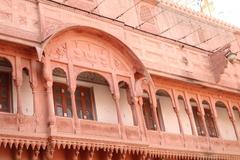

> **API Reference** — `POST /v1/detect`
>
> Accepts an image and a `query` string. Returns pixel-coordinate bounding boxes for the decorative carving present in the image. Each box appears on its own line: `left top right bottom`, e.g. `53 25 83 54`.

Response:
44 17 62 38
32 149 40 160
0 11 12 23
107 150 113 160
52 42 68 60
72 40 109 68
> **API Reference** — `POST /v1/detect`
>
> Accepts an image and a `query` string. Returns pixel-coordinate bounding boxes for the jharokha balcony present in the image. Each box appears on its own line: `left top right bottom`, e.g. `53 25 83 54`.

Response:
0 0 240 159
0 27 239 160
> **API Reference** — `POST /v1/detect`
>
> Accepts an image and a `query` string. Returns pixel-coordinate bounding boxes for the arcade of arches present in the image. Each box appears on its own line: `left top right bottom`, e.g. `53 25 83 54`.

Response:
0 27 240 160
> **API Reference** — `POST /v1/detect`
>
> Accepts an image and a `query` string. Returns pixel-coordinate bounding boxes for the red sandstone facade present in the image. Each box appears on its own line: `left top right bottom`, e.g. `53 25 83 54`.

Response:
1 0 240 160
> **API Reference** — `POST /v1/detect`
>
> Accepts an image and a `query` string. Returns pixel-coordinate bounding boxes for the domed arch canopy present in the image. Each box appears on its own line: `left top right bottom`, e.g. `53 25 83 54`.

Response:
42 26 149 78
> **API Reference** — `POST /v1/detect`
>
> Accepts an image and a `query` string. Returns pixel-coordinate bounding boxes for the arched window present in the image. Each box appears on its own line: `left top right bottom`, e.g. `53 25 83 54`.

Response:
190 98 206 136
202 100 218 137
178 96 192 135
156 90 180 133
142 90 155 130
76 72 116 123
52 68 72 117
0 58 12 113
118 81 135 126
215 101 236 140
21 68 34 116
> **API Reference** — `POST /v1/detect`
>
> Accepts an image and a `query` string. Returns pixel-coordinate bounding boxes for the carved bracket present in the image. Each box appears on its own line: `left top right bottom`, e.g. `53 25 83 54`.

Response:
210 44 231 83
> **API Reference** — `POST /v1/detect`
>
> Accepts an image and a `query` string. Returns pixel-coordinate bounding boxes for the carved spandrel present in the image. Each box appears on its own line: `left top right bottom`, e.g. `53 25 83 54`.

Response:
113 56 129 73
44 17 62 38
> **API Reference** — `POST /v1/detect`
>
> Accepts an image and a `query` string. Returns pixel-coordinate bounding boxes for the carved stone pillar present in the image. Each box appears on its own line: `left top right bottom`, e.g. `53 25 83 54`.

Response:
152 104 160 131
67 63 79 133
31 60 39 132
148 85 160 131
15 77 23 131
227 102 240 140
209 98 222 138
112 74 126 139
197 96 209 137
126 91 138 126
42 57 56 131
173 107 184 134
113 93 127 139
138 97 148 141
184 92 197 136
69 86 79 133
171 90 184 134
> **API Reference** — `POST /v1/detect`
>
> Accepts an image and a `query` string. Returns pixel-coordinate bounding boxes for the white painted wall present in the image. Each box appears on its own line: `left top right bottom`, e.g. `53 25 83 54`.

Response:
178 98 192 135
12 72 34 115
21 71 34 115
157 95 180 134
216 106 237 140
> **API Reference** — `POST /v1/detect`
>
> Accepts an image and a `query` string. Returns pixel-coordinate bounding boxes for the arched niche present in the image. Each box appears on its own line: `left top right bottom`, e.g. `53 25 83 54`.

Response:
52 68 72 118
0 57 13 113
177 95 192 135
142 90 155 130
155 89 180 133
202 100 218 137
118 81 135 126
215 101 236 140
21 68 34 116
190 98 206 136
76 71 117 124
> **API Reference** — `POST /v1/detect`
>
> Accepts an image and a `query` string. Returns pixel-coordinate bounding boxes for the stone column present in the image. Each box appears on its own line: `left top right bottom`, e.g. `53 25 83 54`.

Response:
31 60 39 132
112 74 126 139
15 57 23 131
138 96 148 141
197 95 209 137
184 92 197 136
171 90 184 134
69 86 79 132
42 57 56 132
68 64 79 133
209 98 222 138
227 101 240 140
152 103 161 131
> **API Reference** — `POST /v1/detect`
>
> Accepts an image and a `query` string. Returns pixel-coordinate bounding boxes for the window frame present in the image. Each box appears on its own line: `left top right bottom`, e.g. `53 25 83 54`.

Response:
53 82 72 118
75 85 97 120
0 71 12 113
